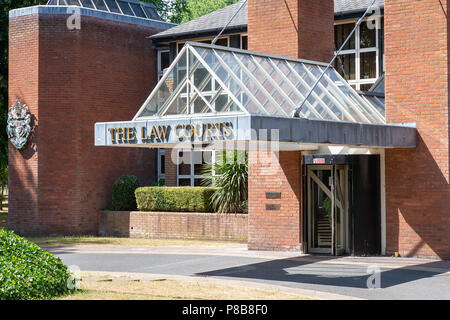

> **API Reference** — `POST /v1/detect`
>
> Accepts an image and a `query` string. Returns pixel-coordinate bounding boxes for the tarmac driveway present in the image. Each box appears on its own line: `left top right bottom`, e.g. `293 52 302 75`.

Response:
48 246 450 300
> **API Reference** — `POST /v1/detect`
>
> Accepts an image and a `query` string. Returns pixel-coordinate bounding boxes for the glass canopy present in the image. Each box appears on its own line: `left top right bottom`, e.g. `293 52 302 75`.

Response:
46 0 161 20
134 42 385 124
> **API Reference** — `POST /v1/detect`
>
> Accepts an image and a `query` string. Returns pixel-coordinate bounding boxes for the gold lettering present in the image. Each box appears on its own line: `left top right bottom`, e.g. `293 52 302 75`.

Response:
205 123 215 138
174 124 183 139
127 127 136 142
156 125 169 140
108 128 117 142
141 126 149 141
149 126 158 140
215 122 223 137
184 124 194 138
223 122 233 138
194 123 204 139
117 128 125 142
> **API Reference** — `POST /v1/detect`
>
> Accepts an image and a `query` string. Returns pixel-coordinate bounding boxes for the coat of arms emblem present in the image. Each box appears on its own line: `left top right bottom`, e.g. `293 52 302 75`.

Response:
7 99 31 149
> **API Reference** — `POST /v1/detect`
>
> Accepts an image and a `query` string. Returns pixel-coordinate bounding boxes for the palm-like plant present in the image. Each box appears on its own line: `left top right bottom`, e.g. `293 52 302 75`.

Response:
202 151 248 213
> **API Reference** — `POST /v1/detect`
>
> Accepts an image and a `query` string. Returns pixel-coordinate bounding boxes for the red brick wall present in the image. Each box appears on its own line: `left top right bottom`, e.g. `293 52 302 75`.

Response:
99 211 248 242
248 0 334 62
384 0 450 259
248 151 302 251
164 148 177 186
247 0 333 251
8 13 164 235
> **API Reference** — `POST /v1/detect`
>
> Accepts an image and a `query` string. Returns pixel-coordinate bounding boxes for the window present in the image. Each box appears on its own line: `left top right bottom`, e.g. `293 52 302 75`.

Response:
177 150 215 186
157 50 170 80
157 149 165 182
335 18 383 90
240 34 248 50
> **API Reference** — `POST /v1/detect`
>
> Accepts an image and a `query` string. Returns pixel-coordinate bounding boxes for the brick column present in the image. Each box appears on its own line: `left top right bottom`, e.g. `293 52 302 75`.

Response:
248 0 334 62
164 148 178 186
8 12 165 235
384 0 450 259
248 151 302 251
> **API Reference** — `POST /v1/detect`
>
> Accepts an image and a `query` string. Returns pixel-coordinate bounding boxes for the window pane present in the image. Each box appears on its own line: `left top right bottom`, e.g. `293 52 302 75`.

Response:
194 179 204 186
241 36 248 50
160 154 165 174
104 0 120 13
360 22 376 48
336 54 356 80
360 83 374 91
48 0 57 4
178 179 191 186
117 1 134 15
194 151 211 175
160 51 170 71
92 0 108 11
335 23 355 50
178 151 191 175
360 52 377 79
67 0 81 5
130 3 146 18
80 0 95 8
215 38 228 47
143 6 160 20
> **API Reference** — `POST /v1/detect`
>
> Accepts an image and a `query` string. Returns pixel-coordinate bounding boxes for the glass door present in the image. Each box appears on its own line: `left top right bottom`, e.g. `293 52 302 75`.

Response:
307 165 348 255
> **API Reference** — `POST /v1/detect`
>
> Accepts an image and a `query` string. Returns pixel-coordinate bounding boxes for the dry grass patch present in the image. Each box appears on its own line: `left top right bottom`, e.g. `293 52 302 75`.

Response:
27 236 244 248
60 278 311 300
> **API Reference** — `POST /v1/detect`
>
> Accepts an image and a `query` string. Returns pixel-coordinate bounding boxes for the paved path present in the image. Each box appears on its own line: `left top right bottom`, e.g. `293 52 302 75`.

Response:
47 245 450 300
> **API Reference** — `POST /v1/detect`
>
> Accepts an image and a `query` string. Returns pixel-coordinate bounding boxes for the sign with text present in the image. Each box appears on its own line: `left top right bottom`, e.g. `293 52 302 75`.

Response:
95 116 247 146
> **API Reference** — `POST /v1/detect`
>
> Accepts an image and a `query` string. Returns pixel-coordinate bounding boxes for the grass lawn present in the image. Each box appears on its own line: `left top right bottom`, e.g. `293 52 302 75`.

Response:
59 273 311 300
27 236 244 247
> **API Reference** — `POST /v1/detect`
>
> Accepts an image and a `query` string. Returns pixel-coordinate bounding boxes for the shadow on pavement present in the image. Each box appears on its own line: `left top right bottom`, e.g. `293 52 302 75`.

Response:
197 255 449 289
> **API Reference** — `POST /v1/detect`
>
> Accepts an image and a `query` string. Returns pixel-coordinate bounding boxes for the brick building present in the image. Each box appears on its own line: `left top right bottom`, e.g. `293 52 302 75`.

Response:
8 0 449 259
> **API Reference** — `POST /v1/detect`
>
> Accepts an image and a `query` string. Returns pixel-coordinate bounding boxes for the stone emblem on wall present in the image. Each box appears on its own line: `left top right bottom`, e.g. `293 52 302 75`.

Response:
7 99 31 150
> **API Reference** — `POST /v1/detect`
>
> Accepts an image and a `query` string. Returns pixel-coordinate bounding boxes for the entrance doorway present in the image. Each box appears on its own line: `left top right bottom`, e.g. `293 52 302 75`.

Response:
307 165 348 255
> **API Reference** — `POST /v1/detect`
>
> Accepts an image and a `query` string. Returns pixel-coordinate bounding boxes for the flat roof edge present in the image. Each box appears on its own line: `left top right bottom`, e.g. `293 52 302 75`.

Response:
94 115 416 149
9 5 176 30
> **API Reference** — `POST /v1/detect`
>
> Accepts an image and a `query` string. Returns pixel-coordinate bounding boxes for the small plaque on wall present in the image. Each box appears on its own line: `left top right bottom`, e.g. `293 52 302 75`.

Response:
265 192 281 199
266 204 281 211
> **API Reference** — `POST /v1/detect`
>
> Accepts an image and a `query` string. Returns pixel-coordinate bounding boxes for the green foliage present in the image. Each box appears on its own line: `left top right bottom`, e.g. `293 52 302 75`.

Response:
135 186 217 212
150 178 165 186
112 175 140 211
173 0 240 24
0 229 74 300
202 151 248 213
323 196 332 222
0 166 7 184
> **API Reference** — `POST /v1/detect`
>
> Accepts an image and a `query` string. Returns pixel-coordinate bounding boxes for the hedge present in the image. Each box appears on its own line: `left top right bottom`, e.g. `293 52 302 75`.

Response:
0 229 75 300
112 175 139 211
135 186 218 212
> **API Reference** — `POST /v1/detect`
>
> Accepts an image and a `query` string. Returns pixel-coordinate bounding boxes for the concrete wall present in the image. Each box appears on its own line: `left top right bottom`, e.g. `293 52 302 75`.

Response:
99 211 248 242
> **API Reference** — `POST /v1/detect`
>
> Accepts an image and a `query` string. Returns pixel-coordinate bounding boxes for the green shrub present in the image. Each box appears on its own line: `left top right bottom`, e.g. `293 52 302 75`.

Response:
112 175 139 211
0 229 75 300
202 151 248 213
135 186 218 212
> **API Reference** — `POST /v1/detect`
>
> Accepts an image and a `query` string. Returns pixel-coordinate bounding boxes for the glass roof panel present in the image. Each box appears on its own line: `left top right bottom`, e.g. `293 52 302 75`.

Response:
46 0 162 20
134 42 385 124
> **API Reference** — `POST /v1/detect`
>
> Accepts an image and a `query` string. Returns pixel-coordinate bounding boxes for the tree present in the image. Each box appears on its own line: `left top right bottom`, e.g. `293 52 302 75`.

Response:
170 0 240 24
